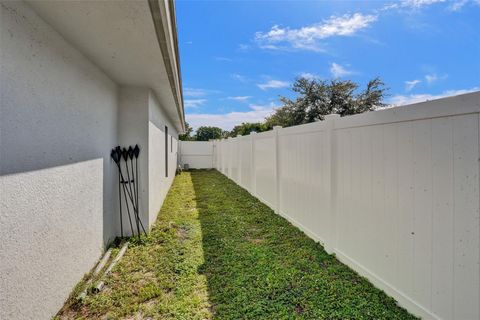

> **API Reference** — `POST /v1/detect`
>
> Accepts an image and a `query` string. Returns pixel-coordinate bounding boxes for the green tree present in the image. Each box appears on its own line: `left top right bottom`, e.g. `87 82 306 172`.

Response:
265 77 387 128
195 126 223 141
264 103 296 129
229 122 268 137
179 122 194 141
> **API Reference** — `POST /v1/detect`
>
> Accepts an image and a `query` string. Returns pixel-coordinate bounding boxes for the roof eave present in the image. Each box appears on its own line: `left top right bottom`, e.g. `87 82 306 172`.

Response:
148 0 185 133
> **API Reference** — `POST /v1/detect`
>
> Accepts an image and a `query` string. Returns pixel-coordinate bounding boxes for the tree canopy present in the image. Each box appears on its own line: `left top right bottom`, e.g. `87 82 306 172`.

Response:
195 126 223 141
265 77 387 128
180 77 388 140
228 122 268 137
179 122 194 141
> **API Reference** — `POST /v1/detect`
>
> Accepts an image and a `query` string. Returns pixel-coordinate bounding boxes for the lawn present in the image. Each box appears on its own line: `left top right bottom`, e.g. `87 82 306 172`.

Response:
57 170 417 319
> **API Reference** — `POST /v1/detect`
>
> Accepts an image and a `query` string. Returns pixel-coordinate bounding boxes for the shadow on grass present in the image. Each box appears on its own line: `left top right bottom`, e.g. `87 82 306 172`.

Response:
191 170 417 320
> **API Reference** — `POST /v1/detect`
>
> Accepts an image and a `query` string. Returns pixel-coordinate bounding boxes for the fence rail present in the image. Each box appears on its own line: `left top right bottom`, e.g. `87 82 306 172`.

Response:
211 92 480 320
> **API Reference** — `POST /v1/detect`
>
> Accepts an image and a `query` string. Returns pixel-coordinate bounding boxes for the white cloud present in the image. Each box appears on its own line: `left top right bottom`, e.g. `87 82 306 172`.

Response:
400 0 445 8
214 56 232 62
383 0 480 13
184 88 207 97
231 73 249 83
425 73 447 84
184 99 207 108
238 44 250 51
227 96 251 101
405 79 421 91
186 103 278 131
382 0 448 11
255 13 377 52
183 87 219 97
330 63 353 78
425 74 438 83
298 72 321 80
257 79 290 90
388 87 479 106
448 0 468 11
249 103 276 111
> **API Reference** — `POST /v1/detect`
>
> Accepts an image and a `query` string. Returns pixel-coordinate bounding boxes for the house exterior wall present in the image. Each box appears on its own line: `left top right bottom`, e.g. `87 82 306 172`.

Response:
117 86 150 235
116 88 179 232
0 2 183 319
148 91 179 227
0 2 118 319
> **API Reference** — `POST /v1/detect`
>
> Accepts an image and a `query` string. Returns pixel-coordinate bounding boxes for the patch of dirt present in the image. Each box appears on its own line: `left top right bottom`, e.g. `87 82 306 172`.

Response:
247 237 264 244
208 303 217 316
142 298 157 310
123 312 151 320
295 304 304 314
177 226 189 240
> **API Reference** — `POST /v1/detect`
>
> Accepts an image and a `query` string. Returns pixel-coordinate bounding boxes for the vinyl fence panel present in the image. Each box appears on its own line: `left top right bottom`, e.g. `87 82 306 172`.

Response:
253 131 277 209
208 92 480 320
239 135 253 192
179 141 213 169
277 121 332 245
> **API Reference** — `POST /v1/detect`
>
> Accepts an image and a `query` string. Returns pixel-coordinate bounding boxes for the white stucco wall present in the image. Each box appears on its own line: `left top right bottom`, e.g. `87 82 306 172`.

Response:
117 88 179 232
1 2 184 319
117 86 149 235
148 91 178 226
0 2 118 319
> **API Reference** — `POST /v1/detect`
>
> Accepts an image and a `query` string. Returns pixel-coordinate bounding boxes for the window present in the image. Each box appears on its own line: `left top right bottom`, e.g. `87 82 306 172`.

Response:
165 125 168 177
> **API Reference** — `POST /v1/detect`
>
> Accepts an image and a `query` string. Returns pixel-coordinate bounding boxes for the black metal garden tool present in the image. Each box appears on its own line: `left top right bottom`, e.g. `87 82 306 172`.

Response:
111 145 146 239
113 147 135 237
128 146 134 160
114 147 135 206
133 144 140 159
123 147 139 237
111 149 123 238
127 145 146 233
126 146 141 238
132 145 145 234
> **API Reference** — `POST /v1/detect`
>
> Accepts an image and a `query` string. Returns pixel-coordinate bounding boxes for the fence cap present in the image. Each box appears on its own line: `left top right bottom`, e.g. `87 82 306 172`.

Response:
273 125 282 130
325 113 340 120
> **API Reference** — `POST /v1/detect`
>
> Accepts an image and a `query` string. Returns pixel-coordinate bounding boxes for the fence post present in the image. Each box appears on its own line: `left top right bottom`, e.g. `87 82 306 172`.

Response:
237 135 242 185
251 132 257 195
215 139 219 170
222 139 226 174
324 114 339 254
273 126 282 215
219 140 222 172
227 137 232 178
211 140 216 169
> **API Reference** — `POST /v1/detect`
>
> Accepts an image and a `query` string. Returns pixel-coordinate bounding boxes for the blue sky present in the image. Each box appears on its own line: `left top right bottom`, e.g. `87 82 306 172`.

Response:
176 0 480 130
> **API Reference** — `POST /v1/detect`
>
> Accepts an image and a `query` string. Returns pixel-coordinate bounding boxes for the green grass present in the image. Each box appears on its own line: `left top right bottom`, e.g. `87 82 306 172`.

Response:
57 170 417 319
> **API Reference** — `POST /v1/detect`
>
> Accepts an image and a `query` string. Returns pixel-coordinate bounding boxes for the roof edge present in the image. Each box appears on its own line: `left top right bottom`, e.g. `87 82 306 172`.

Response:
148 0 185 132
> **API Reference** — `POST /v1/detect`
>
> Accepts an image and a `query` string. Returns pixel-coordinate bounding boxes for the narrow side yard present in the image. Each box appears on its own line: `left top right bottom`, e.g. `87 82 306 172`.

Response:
57 170 416 319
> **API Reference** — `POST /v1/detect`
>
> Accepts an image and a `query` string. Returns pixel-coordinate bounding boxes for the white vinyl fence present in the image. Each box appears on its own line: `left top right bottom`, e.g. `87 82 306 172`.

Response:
212 92 480 320
179 141 214 169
